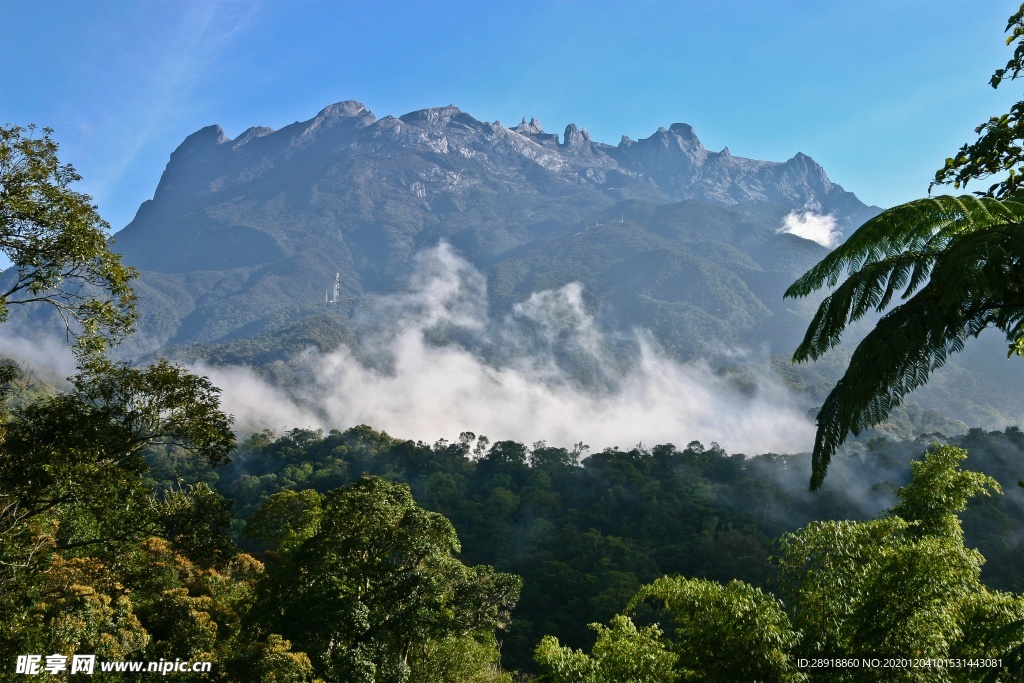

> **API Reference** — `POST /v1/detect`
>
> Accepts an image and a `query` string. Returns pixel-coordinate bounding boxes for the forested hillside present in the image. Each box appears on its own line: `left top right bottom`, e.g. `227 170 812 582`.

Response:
147 421 1024 674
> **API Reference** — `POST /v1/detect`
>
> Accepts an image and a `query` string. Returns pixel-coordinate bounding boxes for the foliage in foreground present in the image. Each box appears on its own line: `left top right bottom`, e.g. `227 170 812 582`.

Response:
786 196 1024 488
787 4 1024 489
535 445 1024 682
0 124 136 358
248 477 520 683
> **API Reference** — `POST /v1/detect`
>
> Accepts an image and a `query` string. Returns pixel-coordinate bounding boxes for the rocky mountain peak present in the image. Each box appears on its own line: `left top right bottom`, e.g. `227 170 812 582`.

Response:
668 122 698 140
233 126 274 150
178 124 230 150
316 100 372 119
153 125 231 200
561 123 590 148
635 123 707 157
291 101 376 149
512 117 544 134
398 105 467 127
617 122 708 180
782 152 832 189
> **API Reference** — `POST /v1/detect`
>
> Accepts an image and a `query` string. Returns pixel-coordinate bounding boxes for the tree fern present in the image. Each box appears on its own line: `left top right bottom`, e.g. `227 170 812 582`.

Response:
785 195 1024 489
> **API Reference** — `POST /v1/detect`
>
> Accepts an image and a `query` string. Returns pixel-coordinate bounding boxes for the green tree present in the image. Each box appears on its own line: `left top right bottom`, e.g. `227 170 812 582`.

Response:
932 5 1024 199
227 633 323 683
0 124 136 357
627 577 804 683
254 476 521 683
778 445 1024 681
0 361 237 671
0 359 234 566
785 7 1024 488
243 488 325 553
534 614 678 683
0 124 261 679
533 577 802 683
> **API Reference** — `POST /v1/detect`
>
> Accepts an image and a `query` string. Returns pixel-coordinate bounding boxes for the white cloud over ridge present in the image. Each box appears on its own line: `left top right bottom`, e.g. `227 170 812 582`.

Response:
778 211 842 248
198 244 815 455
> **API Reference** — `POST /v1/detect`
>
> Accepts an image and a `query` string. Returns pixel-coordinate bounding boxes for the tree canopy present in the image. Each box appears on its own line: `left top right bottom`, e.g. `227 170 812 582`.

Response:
251 476 521 683
534 445 1024 682
0 124 136 357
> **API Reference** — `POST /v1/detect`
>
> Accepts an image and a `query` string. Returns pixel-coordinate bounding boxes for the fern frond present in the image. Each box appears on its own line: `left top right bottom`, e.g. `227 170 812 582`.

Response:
807 219 1023 489
793 251 938 361
786 196 1024 299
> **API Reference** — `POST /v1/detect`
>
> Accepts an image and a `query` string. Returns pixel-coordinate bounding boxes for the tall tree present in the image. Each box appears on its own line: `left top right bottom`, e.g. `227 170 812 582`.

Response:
0 360 239 671
253 476 521 683
0 127 262 678
0 124 136 357
786 6 1024 488
534 614 679 683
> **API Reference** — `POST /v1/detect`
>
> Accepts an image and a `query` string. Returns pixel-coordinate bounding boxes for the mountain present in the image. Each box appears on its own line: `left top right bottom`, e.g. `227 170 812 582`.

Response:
5 100 1018 433
109 101 878 354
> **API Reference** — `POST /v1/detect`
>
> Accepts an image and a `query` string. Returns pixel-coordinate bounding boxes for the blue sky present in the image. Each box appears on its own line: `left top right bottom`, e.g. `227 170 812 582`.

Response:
1 0 1019 233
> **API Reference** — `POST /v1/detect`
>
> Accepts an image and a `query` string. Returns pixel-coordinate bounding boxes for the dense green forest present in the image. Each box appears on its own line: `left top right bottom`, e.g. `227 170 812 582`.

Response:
178 422 1024 675
5 347 1023 681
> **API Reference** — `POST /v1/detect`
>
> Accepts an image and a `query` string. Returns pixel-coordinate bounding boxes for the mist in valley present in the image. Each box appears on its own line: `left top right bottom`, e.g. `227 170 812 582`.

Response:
189 243 818 455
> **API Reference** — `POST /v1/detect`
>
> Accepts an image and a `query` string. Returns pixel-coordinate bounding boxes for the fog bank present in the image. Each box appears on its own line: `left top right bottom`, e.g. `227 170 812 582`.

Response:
197 244 816 454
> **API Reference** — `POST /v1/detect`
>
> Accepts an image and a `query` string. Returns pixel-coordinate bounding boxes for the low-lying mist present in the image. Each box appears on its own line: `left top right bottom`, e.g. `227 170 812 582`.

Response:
195 244 817 454
0 329 77 383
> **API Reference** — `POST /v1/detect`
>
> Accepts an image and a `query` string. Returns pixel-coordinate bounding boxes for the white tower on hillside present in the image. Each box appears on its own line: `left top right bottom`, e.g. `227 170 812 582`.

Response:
326 272 340 303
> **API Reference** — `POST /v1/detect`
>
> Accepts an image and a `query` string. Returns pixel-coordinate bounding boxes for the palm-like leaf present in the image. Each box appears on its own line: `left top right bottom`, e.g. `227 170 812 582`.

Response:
785 196 1024 489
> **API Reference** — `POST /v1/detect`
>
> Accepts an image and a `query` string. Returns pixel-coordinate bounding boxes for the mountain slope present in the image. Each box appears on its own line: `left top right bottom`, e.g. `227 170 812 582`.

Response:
107 101 877 354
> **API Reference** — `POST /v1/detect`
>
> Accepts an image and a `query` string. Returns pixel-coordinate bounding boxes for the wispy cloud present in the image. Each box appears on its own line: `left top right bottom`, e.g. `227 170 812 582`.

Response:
0 327 77 381
86 2 260 227
196 244 816 454
0 243 817 455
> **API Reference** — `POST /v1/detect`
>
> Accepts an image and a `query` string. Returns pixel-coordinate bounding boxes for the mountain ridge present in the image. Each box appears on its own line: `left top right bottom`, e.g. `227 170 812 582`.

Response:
101 100 884 357
5 100 1018 433
119 100 875 261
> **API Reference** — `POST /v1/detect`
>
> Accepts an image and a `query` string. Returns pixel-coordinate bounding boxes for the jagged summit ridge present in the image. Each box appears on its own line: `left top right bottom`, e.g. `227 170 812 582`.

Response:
153 100 860 221
102 98 888 365
512 117 544 134
121 100 878 286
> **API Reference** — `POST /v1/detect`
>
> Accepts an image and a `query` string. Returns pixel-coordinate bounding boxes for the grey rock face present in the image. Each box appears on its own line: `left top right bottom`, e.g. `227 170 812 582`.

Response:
110 101 880 352
512 117 544 134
